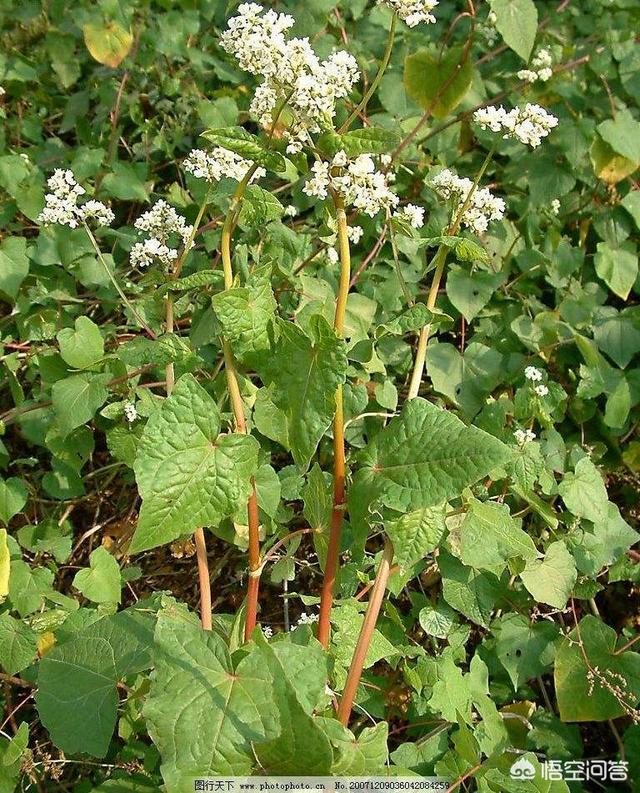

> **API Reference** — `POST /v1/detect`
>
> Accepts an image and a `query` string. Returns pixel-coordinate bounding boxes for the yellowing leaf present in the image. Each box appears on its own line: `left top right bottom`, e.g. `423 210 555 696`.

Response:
83 21 133 68
37 631 56 657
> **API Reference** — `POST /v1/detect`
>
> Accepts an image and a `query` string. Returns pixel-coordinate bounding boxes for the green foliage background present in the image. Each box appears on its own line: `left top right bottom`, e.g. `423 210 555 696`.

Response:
1 0 640 789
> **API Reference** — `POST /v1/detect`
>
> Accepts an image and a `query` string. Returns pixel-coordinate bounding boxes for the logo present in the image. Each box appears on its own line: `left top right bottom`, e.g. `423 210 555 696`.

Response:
510 757 536 780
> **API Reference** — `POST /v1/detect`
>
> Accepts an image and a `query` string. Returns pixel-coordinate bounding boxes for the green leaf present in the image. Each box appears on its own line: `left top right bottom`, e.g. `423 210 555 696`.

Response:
201 127 286 173
8 560 54 617
0 477 28 525
570 503 638 576
597 110 640 163
102 162 148 202
162 269 223 292
489 0 538 61
52 373 109 435
454 238 490 264
446 266 503 322
302 464 332 571
144 605 279 784
593 310 640 369
426 342 504 417
418 600 456 639
438 552 501 628
73 547 122 604
0 237 29 302
252 640 333 775
238 185 284 225
331 601 401 670
256 317 347 468
384 504 447 570
622 191 640 230
493 613 559 691
0 613 38 675
339 128 401 156
212 265 276 365
17 518 73 563
555 615 640 721
404 46 474 120
375 303 450 337
130 374 259 553
118 333 194 367
458 499 538 573
57 316 104 369
352 398 512 514
594 241 638 300
520 540 577 609
321 720 389 774
558 457 609 524
36 607 155 755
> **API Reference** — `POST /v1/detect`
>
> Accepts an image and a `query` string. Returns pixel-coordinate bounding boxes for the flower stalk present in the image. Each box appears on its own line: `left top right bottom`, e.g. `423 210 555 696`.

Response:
219 166 262 641
317 195 351 649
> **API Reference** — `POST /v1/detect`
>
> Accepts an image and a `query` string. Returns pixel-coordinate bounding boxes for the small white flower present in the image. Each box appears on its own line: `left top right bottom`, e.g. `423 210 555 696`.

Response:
124 402 138 423
514 428 536 445
184 147 263 184
131 200 193 270
473 103 558 148
378 0 439 27
430 169 504 235
551 199 561 215
302 160 331 199
524 365 543 382
347 225 364 244
262 626 273 638
517 69 539 84
394 203 425 229
221 5 359 151
130 238 179 269
38 169 113 229
327 247 339 264
534 384 549 397
80 199 115 227
284 204 298 217
0 86 5 96
296 612 319 626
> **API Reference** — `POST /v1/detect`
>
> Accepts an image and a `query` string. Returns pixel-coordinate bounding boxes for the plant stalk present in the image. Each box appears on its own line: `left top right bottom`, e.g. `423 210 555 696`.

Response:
318 196 351 649
220 167 262 641
407 143 498 399
340 13 397 132
83 223 156 339
164 195 213 630
337 540 394 725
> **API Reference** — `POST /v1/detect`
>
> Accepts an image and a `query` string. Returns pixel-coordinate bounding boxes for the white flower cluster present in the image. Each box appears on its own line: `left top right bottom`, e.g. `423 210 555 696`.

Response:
130 200 192 269
517 49 553 84
377 0 439 27
347 225 364 244
394 203 425 229
430 169 505 235
183 147 264 184
525 366 550 397
303 151 399 217
296 612 319 627
551 198 561 216
514 428 536 445
262 625 273 638
220 4 359 153
124 402 138 423
38 169 114 229
473 104 559 148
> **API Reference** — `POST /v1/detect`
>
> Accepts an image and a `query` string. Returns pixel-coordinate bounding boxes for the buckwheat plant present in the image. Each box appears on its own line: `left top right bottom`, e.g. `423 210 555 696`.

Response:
3 0 639 788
